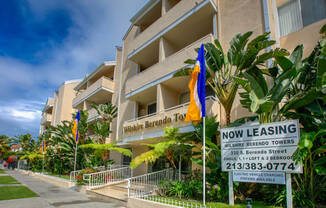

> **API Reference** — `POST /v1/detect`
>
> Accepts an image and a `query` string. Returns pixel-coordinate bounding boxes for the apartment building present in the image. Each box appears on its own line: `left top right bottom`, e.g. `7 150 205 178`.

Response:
39 80 81 134
73 47 122 142
40 98 54 134
110 0 326 175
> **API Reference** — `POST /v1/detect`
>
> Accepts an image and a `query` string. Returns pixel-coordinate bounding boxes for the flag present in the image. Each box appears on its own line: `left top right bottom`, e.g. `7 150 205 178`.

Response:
40 140 46 153
185 44 206 122
72 111 80 144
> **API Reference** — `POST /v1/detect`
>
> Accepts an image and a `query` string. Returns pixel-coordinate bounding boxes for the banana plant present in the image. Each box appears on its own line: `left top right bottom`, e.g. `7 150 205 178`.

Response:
234 45 303 123
176 32 288 126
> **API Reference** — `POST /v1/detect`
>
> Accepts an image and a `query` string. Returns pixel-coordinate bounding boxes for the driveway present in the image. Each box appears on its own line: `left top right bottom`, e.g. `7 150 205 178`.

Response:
0 170 124 208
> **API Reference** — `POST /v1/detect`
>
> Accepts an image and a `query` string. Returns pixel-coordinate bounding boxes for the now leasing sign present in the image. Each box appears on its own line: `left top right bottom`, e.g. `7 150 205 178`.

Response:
220 120 302 173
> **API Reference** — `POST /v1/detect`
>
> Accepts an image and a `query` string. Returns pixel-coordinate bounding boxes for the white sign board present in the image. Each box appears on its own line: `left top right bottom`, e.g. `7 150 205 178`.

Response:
233 171 285 184
221 120 302 173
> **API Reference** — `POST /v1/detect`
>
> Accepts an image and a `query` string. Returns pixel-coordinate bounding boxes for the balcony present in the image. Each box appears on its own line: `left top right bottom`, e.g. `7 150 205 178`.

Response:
41 113 52 125
72 76 115 108
122 96 220 140
125 33 214 96
127 0 213 57
43 98 54 113
87 108 100 122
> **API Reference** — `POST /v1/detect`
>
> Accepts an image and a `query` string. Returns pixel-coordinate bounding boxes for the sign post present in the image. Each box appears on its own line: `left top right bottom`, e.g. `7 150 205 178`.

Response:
228 171 234 205
286 173 293 208
220 120 302 207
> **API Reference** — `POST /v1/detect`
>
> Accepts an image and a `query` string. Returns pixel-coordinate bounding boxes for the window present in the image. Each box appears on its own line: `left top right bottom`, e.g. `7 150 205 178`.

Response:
122 148 132 166
147 102 157 115
278 0 326 37
179 91 190 104
179 86 215 105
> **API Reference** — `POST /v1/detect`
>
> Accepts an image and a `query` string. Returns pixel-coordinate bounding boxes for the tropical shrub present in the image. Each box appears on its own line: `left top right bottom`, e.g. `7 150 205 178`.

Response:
76 168 99 185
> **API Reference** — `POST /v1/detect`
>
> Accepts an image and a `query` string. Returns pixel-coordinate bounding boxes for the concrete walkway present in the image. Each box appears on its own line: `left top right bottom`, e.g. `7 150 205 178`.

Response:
0 170 125 208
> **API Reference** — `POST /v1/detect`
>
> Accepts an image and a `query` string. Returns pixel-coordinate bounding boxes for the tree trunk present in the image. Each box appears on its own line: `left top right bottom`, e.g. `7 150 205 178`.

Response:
225 107 231 126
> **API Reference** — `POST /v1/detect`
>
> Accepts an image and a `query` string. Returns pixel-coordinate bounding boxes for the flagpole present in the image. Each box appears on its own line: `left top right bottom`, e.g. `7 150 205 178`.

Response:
203 116 206 207
42 139 45 174
42 152 44 174
74 142 78 172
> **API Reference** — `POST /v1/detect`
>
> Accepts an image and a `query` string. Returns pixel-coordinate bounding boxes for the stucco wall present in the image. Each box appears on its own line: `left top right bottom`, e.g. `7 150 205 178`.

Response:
280 19 326 57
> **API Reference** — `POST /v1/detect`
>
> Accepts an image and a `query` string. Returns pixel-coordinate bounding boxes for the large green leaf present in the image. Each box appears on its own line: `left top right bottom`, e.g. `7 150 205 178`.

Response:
317 54 326 89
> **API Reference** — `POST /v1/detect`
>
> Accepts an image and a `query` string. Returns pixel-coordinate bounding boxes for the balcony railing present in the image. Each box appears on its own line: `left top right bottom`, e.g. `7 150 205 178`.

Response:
72 76 114 107
123 96 219 138
87 108 100 122
127 0 208 56
125 34 214 96
41 113 52 124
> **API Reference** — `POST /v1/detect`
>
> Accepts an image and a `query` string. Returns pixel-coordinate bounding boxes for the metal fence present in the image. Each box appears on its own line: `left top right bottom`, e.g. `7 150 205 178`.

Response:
17 160 29 170
140 195 214 208
85 166 132 189
69 164 128 183
127 168 175 198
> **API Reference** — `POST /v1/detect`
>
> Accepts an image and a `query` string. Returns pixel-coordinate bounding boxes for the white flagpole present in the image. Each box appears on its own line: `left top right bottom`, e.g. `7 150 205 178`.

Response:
42 139 45 174
203 116 206 207
74 142 78 172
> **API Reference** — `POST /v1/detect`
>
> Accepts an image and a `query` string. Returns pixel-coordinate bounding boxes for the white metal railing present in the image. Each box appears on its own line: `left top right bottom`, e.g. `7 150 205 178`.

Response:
17 160 29 171
140 195 215 208
69 164 127 183
85 166 132 189
127 168 175 198
124 96 218 124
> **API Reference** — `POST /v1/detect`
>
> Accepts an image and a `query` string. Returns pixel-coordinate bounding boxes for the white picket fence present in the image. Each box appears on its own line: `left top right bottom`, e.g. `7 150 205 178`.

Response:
127 168 175 198
84 166 132 189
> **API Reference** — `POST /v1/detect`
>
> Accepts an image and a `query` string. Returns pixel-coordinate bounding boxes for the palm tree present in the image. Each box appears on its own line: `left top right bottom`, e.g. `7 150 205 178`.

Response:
80 102 130 168
177 32 288 126
0 135 11 159
130 127 193 174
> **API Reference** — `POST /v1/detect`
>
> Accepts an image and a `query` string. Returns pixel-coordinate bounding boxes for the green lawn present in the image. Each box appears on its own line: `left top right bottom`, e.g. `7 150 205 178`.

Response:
148 196 281 208
0 176 20 184
0 186 38 200
0 169 5 174
48 173 70 180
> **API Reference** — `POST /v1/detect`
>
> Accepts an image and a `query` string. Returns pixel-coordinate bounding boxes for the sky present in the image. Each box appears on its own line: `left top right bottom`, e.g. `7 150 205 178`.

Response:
0 0 147 138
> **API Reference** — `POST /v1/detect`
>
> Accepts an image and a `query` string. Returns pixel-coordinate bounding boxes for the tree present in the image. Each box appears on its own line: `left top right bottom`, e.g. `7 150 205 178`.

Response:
0 135 11 159
176 32 288 126
79 102 127 168
130 127 193 173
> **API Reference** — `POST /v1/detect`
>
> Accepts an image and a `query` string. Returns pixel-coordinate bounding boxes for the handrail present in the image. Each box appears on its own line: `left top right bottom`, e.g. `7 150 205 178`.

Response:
127 168 175 198
86 166 132 189
124 96 218 124
69 164 127 183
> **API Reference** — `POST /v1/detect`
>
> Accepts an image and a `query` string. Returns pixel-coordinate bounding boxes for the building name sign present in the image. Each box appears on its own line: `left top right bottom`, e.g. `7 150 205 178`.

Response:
124 113 187 133
220 120 302 173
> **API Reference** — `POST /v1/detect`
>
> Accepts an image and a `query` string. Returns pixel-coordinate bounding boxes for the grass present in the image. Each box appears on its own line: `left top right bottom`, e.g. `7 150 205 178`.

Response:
0 186 38 200
0 169 5 174
0 176 20 184
48 173 70 180
148 196 281 208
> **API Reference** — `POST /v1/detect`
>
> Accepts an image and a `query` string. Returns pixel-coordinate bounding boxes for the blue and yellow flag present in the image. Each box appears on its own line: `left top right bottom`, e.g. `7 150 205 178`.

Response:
185 44 206 122
72 111 80 144
40 140 46 153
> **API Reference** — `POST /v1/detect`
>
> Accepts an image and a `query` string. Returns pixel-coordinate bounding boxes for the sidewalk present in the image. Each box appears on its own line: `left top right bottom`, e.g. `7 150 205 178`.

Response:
0 170 124 208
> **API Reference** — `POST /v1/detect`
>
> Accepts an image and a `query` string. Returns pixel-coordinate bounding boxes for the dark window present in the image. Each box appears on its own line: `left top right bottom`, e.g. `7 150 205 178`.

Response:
147 103 157 115
122 148 132 166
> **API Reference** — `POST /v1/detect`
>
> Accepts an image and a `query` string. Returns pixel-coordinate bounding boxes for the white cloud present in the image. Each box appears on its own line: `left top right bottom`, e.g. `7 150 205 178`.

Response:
11 109 41 121
0 0 148 136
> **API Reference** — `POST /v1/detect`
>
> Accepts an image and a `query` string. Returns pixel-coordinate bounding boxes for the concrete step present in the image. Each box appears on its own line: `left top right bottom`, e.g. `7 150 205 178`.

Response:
87 186 128 207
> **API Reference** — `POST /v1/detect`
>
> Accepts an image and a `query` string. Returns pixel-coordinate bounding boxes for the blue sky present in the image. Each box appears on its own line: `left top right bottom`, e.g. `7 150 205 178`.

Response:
0 0 147 138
